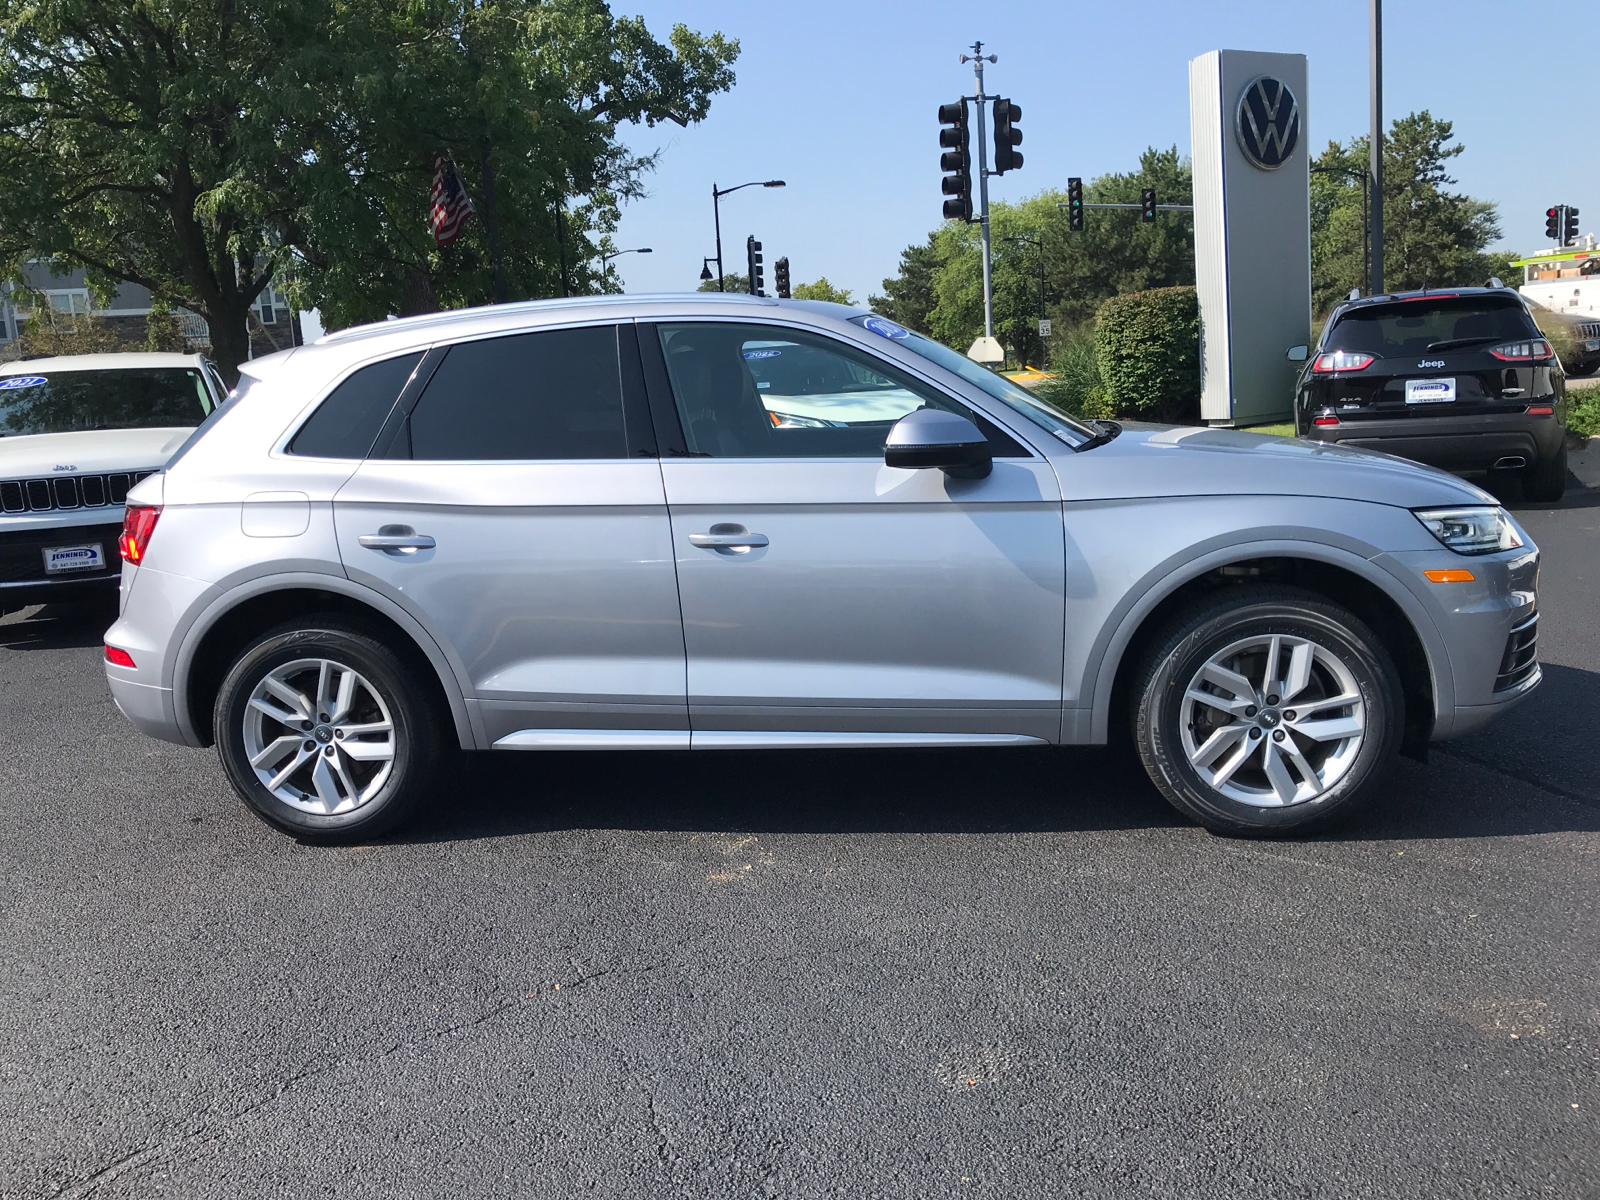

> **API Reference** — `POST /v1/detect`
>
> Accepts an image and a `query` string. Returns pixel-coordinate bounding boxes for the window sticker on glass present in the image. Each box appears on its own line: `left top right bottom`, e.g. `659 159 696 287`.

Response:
861 316 909 339
0 376 48 389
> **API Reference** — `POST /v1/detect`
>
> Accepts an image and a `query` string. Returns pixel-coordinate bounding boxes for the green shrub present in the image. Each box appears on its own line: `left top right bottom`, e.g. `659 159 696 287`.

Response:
1093 285 1200 423
1569 386 1600 440
1037 326 1112 418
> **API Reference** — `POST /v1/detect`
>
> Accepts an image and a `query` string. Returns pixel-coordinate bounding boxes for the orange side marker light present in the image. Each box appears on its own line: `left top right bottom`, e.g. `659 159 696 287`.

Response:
1424 569 1475 583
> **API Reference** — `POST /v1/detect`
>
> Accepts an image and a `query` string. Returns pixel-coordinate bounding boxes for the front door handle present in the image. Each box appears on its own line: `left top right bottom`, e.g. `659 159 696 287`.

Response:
689 523 769 553
358 530 436 552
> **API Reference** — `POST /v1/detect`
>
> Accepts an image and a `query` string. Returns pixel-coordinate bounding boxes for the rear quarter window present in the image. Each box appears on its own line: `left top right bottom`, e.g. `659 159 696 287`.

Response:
288 352 424 458
1325 297 1538 356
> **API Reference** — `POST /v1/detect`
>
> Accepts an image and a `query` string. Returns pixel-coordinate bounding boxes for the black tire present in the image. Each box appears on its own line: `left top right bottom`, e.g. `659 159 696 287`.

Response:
214 617 445 841
1132 587 1404 836
1521 442 1568 503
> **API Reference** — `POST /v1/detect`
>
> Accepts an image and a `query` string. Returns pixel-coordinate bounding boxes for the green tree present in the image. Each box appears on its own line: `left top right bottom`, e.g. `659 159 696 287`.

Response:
697 271 749 293
1311 112 1510 313
867 235 944 333
298 0 738 331
790 278 853 305
0 0 738 379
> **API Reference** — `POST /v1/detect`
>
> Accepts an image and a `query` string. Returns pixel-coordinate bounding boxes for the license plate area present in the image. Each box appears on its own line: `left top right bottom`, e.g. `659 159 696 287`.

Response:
42 543 106 574
1405 377 1456 404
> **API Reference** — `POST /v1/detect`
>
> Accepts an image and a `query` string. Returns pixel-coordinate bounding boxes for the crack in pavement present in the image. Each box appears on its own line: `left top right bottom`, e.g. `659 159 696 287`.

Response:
45 948 675 1197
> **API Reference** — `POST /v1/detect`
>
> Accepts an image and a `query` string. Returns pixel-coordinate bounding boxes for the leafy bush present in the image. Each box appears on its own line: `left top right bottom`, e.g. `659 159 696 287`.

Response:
1037 325 1113 419
1569 386 1600 440
1093 285 1200 423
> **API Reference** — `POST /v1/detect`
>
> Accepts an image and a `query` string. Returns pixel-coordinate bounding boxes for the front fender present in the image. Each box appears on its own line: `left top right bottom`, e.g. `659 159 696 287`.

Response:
1063 508 1453 744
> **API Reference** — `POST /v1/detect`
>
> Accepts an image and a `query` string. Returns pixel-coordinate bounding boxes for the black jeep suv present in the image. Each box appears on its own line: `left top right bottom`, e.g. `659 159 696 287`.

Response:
1293 287 1569 501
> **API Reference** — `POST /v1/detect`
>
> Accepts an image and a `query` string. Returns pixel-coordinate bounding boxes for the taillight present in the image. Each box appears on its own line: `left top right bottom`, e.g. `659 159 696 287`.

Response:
1489 339 1552 361
1527 405 1554 416
105 646 136 668
119 503 162 564
1312 415 1341 426
1311 351 1375 373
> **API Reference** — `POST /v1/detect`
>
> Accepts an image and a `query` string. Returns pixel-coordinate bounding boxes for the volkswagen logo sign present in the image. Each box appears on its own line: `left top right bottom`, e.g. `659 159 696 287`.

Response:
1235 76 1300 170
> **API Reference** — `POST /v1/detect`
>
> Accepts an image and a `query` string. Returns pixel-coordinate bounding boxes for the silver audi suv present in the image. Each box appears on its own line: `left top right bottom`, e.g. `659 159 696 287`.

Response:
103 295 1541 839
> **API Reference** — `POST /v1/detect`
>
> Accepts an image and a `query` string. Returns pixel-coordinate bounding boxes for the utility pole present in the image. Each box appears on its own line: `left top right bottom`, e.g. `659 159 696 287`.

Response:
1369 0 1384 295
961 42 997 340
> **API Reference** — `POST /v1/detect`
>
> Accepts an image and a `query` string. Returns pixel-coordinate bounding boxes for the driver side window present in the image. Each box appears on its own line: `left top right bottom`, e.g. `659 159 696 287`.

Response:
654 323 1018 459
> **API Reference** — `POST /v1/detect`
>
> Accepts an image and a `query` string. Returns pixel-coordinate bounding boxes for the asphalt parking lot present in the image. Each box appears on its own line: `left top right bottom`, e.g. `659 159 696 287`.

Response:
3 480 1597 1199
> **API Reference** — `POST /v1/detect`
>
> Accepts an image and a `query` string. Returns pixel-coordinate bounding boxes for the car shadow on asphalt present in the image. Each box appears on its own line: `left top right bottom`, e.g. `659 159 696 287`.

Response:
400 726 1600 846
0 602 117 650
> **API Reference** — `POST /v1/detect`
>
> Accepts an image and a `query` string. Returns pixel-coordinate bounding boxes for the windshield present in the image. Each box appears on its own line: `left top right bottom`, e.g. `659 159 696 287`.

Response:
1324 296 1537 356
0 368 213 436
849 315 1094 446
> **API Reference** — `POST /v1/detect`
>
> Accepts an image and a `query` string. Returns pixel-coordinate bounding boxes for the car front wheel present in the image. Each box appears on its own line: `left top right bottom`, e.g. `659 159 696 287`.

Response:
1133 587 1403 835
214 618 444 841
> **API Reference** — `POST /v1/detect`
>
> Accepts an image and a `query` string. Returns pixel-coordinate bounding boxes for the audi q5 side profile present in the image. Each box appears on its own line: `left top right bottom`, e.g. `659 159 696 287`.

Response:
103 295 1541 839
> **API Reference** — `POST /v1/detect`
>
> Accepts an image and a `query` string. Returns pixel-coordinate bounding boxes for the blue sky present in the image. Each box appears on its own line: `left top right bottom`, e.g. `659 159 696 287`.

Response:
604 0 1597 304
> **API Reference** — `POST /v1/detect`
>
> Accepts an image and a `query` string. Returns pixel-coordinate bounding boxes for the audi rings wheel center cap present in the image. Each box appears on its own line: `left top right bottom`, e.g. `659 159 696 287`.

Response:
314 725 334 744
1258 710 1280 728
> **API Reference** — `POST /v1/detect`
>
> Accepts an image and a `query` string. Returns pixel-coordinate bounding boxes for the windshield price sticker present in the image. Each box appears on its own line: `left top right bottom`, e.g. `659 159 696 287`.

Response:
0 376 47 389
742 349 782 360
1405 377 1456 404
861 316 909 340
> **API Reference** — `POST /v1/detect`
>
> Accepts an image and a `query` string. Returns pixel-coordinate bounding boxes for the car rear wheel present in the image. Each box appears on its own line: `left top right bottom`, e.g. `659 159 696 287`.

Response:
1521 442 1567 503
214 618 444 841
1133 587 1403 836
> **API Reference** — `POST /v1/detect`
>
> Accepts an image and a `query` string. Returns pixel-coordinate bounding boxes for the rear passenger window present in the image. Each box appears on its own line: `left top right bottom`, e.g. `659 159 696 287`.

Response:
407 326 627 460
289 352 423 458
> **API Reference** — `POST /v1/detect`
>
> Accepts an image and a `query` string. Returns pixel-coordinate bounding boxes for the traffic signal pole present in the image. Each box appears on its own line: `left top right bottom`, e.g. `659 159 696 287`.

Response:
964 43 997 340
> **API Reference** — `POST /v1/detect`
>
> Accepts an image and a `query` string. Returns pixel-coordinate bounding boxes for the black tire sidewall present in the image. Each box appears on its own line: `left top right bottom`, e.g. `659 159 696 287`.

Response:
1522 442 1567 502
1137 593 1402 835
214 622 436 839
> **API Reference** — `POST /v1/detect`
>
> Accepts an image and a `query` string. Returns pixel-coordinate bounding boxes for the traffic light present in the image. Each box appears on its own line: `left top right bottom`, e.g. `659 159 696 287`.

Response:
939 101 972 222
1546 206 1562 241
1141 188 1157 223
1564 206 1580 244
774 256 791 300
746 235 764 296
992 98 1023 174
1067 177 1083 232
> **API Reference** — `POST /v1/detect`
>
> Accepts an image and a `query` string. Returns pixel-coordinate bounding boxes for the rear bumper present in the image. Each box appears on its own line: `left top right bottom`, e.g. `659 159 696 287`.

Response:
1303 411 1565 470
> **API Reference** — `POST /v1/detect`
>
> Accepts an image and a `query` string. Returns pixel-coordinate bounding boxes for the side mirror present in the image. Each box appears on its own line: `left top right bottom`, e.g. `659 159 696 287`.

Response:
885 409 992 480
1286 345 1310 362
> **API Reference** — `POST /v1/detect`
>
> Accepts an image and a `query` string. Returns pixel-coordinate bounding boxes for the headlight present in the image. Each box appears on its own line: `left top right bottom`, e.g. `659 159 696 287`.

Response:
1412 506 1524 555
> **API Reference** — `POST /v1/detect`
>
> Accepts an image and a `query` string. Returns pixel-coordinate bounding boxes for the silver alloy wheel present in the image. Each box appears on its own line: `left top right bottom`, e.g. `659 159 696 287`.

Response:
1178 633 1366 808
241 657 396 815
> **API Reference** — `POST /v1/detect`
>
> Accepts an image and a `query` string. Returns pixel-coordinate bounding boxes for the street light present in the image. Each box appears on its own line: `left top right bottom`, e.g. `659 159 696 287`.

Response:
1002 234 1048 352
711 180 785 291
600 246 652 267
699 258 715 283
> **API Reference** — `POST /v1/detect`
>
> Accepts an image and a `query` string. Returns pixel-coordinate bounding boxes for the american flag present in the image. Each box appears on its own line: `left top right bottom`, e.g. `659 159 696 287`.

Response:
429 152 474 247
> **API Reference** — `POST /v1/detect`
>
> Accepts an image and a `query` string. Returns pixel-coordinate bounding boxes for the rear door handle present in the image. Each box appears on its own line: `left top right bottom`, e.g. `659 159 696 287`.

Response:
689 532 769 548
358 533 436 551
689 524 769 553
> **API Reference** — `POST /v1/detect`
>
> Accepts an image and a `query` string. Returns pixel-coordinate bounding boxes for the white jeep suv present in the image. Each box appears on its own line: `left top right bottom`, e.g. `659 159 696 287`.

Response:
0 353 225 615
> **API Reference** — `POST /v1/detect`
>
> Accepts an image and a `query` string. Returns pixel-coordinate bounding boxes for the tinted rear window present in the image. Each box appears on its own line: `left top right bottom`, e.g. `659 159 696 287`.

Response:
0 368 212 435
289 352 422 458
1325 296 1536 357
406 326 627 461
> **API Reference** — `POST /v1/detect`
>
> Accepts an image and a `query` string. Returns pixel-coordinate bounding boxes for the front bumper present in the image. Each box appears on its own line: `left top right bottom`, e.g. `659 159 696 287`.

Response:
0 518 125 611
1303 411 1565 470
